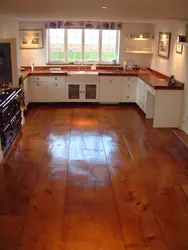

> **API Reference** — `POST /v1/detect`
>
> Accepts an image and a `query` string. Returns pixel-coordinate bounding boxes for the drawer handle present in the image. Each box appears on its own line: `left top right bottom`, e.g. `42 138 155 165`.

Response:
55 83 57 86
37 77 39 80
110 81 112 83
128 85 130 87
37 84 39 86
127 96 129 98
55 77 57 80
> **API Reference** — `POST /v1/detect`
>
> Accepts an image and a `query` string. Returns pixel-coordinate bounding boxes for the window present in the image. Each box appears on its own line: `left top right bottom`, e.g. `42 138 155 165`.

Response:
84 29 99 62
48 29 65 63
102 30 119 63
47 29 120 64
67 29 82 62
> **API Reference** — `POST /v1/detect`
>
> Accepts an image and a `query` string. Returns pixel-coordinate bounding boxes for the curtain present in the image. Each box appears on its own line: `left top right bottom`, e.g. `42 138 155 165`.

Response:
45 21 122 30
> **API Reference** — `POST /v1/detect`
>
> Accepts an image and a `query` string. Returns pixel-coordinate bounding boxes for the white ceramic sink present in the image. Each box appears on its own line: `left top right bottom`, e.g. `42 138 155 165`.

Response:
68 71 98 75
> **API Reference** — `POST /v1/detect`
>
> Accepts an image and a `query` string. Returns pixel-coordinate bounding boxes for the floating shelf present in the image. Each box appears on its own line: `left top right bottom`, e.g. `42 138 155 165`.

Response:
125 38 153 41
176 41 188 46
125 50 153 54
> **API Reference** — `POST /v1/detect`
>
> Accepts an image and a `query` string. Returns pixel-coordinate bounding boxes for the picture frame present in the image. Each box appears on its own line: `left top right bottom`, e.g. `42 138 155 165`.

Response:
176 43 183 54
158 32 171 59
19 29 44 49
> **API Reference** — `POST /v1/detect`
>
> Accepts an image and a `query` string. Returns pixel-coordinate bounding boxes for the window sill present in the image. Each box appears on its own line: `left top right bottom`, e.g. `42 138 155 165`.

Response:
46 63 121 66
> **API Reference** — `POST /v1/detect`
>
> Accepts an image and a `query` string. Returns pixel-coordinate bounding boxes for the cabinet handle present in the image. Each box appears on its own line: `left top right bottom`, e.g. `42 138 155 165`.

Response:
80 91 82 93
37 77 39 80
37 83 39 86
55 77 57 80
55 83 57 86
127 96 129 98
128 85 130 87
110 81 112 83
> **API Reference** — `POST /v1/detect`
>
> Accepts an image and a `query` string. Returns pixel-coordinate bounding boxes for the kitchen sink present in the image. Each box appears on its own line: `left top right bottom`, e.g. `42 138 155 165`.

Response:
68 71 98 75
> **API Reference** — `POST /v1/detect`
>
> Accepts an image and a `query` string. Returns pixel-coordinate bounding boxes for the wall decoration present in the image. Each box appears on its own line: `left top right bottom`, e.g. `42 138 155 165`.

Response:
19 29 44 49
45 21 122 30
176 43 183 54
158 32 171 59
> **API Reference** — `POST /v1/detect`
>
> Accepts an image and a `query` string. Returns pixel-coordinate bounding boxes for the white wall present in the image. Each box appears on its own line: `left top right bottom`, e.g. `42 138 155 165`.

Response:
19 21 154 67
151 21 188 134
19 21 46 66
151 22 186 82
120 23 154 67
0 15 20 68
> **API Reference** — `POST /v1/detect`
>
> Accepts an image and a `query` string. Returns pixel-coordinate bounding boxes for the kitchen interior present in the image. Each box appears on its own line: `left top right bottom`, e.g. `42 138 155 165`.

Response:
0 1 188 250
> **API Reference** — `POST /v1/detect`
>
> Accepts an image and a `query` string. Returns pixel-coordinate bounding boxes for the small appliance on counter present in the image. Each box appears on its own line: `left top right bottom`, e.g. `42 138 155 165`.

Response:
168 74 176 85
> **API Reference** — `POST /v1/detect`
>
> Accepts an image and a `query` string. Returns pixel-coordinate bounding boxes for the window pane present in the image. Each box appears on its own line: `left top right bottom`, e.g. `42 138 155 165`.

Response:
67 29 82 62
84 29 99 62
49 29 65 62
102 30 119 62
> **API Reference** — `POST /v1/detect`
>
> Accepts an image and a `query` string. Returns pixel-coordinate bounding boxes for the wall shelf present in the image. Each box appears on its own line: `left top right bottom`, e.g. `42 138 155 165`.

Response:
125 38 153 41
125 50 153 54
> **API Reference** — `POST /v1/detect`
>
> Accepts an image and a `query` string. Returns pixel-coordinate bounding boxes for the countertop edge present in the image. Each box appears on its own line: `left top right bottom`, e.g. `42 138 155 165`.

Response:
20 70 184 91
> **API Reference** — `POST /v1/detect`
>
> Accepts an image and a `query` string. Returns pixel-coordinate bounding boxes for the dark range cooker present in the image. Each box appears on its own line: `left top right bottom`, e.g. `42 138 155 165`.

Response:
0 88 22 154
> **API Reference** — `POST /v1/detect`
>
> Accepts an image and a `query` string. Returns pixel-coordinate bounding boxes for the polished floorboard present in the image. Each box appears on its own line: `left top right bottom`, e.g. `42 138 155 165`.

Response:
0 105 188 250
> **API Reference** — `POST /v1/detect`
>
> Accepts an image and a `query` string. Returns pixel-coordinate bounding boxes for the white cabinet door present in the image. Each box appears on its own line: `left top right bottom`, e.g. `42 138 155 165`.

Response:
99 77 122 103
46 81 66 102
29 81 47 102
23 78 29 106
136 79 147 113
82 83 99 102
66 83 82 102
121 77 137 102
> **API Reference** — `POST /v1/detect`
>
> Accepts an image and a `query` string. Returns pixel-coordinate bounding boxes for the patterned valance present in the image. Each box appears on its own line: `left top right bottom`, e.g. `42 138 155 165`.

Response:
45 21 122 30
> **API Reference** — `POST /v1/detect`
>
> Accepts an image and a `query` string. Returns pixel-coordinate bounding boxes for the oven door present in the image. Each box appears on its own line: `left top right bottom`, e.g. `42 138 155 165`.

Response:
10 111 21 138
1 123 12 153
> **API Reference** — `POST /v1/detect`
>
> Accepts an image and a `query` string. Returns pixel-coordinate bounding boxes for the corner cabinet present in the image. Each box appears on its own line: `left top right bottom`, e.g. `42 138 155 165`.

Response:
99 76 122 103
121 76 137 102
66 75 99 102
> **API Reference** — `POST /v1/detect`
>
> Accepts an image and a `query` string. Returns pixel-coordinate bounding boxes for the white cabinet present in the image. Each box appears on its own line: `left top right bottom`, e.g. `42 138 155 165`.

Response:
136 78 147 113
46 81 66 102
28 76 66 102
99 76 122 103
66 75 99 102
29 82 45 102
23 78 29 106
121 76 137 102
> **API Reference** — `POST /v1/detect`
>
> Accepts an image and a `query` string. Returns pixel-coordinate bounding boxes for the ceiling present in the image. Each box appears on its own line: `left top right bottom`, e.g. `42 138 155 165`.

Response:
1 0 188 22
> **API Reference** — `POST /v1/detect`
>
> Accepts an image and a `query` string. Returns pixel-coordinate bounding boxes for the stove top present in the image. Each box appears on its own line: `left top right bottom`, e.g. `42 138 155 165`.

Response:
0 88 14 102
0 88 21 107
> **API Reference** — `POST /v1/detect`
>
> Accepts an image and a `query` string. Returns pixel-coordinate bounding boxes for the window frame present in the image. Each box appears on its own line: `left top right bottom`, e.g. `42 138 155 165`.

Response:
47 29 120 64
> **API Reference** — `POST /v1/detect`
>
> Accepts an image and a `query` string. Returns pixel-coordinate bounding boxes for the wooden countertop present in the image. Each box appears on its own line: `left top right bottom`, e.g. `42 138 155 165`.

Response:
20 69 184 90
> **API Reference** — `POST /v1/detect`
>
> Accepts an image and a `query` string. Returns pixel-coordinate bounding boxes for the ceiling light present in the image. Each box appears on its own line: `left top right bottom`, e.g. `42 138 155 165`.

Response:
102 6 107 9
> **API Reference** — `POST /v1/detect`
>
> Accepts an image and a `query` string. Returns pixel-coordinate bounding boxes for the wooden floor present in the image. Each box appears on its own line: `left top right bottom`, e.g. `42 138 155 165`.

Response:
0 105 188 250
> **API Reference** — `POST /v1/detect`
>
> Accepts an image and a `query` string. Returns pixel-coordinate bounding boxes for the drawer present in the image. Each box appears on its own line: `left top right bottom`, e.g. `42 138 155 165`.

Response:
122 82 137 91
123 76 137 81
29 76 65 82
122 94 136 102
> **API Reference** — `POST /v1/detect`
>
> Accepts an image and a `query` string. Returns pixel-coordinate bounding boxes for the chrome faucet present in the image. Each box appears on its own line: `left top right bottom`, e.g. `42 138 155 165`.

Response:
78 61 86 70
